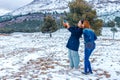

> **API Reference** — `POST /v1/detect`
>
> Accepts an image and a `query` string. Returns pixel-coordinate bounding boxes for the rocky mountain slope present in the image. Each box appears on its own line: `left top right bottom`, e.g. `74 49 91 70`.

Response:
5 0 119 21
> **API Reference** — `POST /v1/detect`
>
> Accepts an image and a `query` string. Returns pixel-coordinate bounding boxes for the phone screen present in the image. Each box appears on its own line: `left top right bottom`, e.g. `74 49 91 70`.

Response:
64 20 67 23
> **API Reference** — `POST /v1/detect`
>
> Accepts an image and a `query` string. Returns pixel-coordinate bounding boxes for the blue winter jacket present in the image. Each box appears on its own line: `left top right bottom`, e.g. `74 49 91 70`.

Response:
66 26 83 51
83 28 97 49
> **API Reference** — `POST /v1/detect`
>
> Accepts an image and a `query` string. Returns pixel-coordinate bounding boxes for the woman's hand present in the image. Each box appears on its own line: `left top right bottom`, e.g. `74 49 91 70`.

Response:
63 22 70 29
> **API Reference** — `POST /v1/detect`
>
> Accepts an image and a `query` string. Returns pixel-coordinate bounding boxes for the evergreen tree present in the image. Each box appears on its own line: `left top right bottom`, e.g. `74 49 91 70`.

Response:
114 16 120 23
41 16 58 37
65 0 103 35
107 20 118 40
114 17 120 28
116 22 120 28
111 27 118 40
107 20 115 27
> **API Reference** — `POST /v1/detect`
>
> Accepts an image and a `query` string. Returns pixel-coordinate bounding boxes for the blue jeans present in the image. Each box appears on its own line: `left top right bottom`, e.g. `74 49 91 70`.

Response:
84 43 95 73
68 49 80 69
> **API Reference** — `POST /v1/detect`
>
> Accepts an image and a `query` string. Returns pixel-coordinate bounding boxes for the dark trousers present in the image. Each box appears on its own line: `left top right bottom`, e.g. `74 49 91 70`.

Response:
84 43 95 73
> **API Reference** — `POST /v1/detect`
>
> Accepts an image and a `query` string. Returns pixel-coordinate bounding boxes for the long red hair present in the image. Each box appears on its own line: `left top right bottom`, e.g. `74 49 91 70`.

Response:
83 20 91 28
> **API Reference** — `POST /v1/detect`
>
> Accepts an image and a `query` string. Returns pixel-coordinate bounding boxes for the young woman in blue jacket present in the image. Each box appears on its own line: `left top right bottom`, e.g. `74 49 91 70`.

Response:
63 21 83 69
80 20 97 74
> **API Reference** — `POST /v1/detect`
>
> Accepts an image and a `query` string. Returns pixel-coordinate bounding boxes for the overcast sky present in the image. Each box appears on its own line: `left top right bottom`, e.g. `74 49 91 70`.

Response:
0 0 33 10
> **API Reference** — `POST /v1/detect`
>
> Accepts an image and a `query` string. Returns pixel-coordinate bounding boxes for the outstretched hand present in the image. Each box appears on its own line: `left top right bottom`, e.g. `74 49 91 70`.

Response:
63 22 70 29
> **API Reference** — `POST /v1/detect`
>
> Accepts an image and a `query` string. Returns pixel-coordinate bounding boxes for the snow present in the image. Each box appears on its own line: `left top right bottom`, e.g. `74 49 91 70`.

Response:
0 8 11 16
94 2 120 21
0 28 120 80
0 0 119 23
8 0 120 20
10 0 70 16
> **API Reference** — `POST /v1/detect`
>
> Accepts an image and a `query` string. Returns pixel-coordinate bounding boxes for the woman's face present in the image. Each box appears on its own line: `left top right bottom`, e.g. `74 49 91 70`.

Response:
78 20 84 28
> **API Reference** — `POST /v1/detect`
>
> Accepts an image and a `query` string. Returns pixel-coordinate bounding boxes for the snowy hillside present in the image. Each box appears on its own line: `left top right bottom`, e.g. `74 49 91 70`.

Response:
93 0 120 21
0 8 11 16
6 0 120 21
9 0 72 16
0 28 120 80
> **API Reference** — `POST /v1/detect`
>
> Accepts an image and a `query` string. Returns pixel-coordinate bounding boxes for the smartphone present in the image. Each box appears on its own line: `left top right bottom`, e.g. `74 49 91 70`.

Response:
63 20 67 23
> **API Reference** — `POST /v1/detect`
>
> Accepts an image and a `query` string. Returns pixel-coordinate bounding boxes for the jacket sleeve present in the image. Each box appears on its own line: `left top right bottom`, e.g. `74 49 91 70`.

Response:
68 27 83 34
94 33 97 41
83 30 91 43
68 27 75 33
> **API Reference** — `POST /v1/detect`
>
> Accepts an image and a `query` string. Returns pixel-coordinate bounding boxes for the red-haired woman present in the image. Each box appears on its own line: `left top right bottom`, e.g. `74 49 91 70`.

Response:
80 20 97 75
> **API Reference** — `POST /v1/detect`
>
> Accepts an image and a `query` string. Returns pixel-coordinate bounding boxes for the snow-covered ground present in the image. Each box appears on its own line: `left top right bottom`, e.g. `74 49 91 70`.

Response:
0 28 120 80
